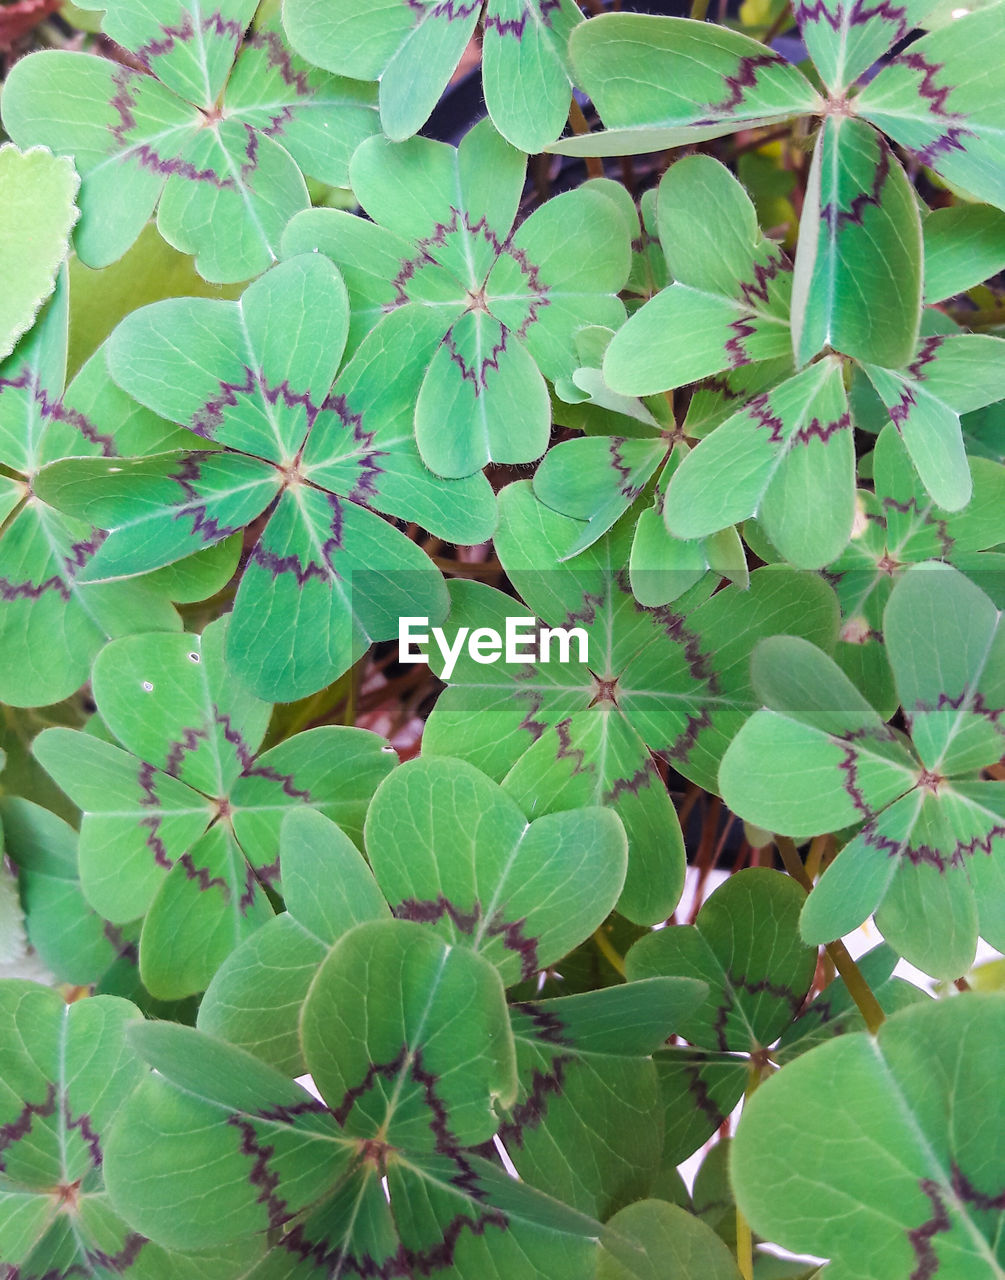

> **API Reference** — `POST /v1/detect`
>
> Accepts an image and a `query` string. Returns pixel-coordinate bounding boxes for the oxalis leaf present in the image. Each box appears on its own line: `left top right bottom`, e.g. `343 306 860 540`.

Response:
791 117 923 370
560 7 1003 218
719 564 1005 979
663 355 855 570
31 615 396 998
856 6 1005 210
861 332 1005 511
626 868 817 1054
0 144 79 361
423 481 839 924
825 423 1005 717
603 155 794 396
0 273 228 709
533 320 750 605
599 1200 743 1280
198 808 391 1075
792 0 943 93
490 979 707 1219
550 15 820 156
733 994 1005 1280
0 796 141 988
0 5 378 282
200 754 630 1074
281 118 631 478
364 755 628 985
103 922 602 1277
283 0 583 152
0 979 262 1278
34 255 493 699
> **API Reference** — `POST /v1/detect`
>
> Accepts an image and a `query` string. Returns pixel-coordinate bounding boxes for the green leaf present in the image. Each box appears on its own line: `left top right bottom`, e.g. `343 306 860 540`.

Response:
719 634 920 837
104 1022 354 1249
91 617 271 798
599 1200 743 1280
625 868 817 1052
0 145 79 361
418 577 597 781
923 203 1005 302
234 485 450 700
857 7 1005 210
497 980 707 1217
74 0 258 107
106 255 349 463
0 8 378 283
502 704 685 925
664 356 854 569
885 562 1005 774
197 809 391 1074
38 257 459 700
364 756 628 985
32 726 214 923
605 157 792 395
35 451 283 581
0 797 133 986
0 980 261 1277
0 283 195 708
105 1014 599 1275
532 434 667 557
304 120 629 477
222 15 378 187
862 334 1005 510
794 0 942 92
426 487 837 925
720 582 1005 979
552 15 819 156
654 1048 748 1167
32 634 394 986
138 822 273 1000
482 0 583 152
775 942 929 1063
792 117 923 369
733 994 1005 1280
302 919 517 1151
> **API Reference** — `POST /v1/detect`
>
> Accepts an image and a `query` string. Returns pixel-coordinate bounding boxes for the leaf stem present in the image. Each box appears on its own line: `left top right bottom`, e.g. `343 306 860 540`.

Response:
735 1063 765 1280
775 836 886 1035
690 0 710 19
567 100 604 179
592 925 627 977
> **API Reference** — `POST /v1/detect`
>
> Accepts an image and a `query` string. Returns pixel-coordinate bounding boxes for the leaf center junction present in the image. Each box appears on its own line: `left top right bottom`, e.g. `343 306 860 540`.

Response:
917 768 945 794
591 674 619 705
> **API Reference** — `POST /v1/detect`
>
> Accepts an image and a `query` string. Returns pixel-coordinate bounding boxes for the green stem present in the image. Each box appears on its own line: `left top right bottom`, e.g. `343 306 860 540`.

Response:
735 1063 765 1280
592 926 627 977
690 0 710 20
776 836 886 1035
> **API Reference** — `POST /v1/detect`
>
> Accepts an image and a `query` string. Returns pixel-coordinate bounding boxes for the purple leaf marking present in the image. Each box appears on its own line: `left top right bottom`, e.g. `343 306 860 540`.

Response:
887 51 974 166
694 53 783 126
821 141 891 234
190 367 321 441
906 1179 951 1280
483 0 561 39
792 411 851 444
394 896 540 980
0 1083 57 1171
724 316 758 369
251 492 343 585
133 11 244 74
737 249 791 310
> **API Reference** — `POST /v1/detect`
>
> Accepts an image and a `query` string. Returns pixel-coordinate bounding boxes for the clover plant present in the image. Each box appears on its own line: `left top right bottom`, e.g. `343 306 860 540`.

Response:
0 0 1003 1276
